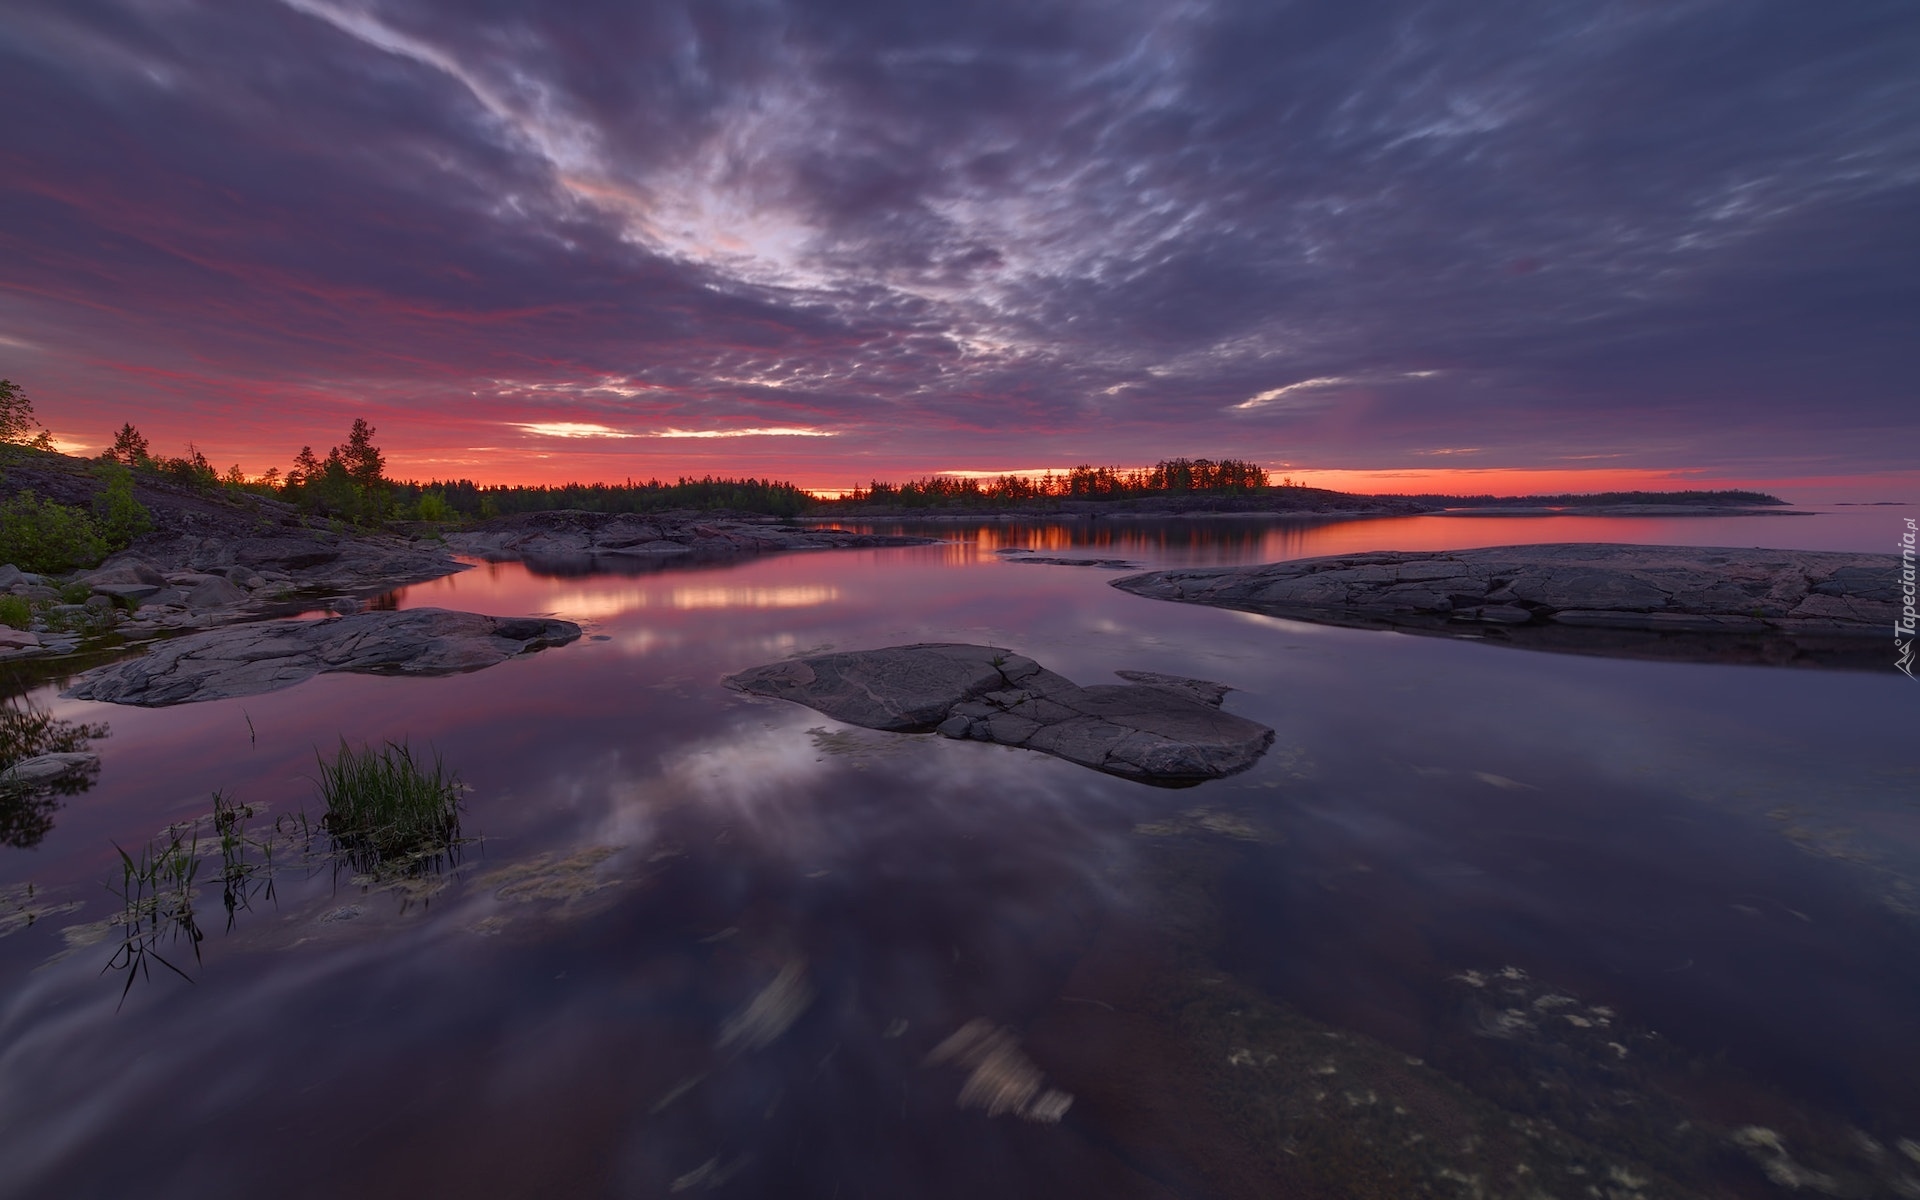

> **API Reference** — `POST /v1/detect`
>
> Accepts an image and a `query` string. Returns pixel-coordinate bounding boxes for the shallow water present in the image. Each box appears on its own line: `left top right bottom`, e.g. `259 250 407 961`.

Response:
1 509 1916 1198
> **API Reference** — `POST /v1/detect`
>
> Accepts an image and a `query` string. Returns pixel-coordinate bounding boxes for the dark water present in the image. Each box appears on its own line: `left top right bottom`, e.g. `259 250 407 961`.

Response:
1 511 1916 1198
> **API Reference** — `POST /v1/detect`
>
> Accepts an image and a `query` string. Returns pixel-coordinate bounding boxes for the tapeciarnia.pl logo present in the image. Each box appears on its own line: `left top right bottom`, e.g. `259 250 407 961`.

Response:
1899 517 1916 678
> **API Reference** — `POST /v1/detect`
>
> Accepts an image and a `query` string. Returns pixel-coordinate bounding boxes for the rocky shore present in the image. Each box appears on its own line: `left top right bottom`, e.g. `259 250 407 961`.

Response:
1114 544 1899 668
0 499 931 668
63 609 581 706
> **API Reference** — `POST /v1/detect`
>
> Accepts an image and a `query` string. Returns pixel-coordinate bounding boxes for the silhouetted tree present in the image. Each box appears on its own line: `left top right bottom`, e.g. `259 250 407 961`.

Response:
339 418 384 488
104 422 151 466
0 379 54 450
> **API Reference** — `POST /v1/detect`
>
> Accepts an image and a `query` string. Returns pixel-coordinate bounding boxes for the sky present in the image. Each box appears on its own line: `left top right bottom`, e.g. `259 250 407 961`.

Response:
2 1 1916 494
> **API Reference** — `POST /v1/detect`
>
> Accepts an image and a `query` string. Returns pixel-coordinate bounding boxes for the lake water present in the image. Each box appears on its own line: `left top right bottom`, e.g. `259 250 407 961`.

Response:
1 508 1916 1198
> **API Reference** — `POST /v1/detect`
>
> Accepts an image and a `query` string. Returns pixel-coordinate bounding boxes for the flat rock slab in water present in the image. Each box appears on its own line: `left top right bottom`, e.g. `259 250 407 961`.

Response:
63 608 580 706
996 552 1142 570
1114 544 1900 668
725 643 1272 783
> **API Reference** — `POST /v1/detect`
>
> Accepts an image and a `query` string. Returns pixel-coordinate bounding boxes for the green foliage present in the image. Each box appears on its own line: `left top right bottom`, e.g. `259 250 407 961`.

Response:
317 739 463 872
415 489 453 521
153 444 219 489
0 379 54 450
0 490 109 573
91 460 153 548
0 595 28 630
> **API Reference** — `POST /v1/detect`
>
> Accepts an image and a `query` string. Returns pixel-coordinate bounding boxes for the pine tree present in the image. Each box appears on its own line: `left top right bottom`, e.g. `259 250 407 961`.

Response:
340 418 384 488
105 422 151 466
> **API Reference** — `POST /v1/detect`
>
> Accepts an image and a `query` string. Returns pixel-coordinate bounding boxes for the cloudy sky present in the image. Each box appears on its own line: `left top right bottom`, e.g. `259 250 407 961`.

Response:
2 0 1915 491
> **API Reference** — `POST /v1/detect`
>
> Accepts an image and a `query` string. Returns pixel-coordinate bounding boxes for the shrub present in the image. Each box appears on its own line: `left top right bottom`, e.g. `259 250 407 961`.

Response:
415 490 452 522
0 595 30 630
92 461 153 548
0 491 108 574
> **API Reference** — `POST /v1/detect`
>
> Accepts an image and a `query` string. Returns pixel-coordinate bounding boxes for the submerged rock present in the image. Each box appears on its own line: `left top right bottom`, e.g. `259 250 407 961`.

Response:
725 643 1272 783
63 608 580 706
1115 544 1900 668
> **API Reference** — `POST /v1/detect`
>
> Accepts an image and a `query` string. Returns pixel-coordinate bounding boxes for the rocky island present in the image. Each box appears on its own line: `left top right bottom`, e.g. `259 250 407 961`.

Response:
1114 544 1898 668
726 643 1273 783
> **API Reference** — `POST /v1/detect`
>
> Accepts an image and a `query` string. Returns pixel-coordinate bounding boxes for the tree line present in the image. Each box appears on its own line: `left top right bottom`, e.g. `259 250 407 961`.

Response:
842 458 1272 508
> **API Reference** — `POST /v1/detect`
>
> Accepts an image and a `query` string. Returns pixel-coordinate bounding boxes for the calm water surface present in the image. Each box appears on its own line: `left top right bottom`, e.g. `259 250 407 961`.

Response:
1 510 1916 1198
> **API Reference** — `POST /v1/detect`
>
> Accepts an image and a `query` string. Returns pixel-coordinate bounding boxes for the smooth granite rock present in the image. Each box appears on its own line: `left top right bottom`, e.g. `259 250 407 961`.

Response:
63 608 581 706
725 643 1273 783
1114 544 1899 668
0 752 99 785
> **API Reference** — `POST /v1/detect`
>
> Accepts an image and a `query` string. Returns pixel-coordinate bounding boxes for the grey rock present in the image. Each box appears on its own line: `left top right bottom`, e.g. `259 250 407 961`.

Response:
1115 544 1898 669
1 752 98 784
63 607 581 706
90 582 160 602
0 565 23 589
726 643 1272 784
0 628 41 650
81 560 168 587
186 577 251 610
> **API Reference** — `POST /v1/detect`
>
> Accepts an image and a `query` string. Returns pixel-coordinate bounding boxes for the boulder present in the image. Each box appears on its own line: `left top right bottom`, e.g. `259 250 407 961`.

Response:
1 752 99 785
80 560 168 587
63 608 581 707
726 644 1272 784
186 577 251 610
89 581 160 603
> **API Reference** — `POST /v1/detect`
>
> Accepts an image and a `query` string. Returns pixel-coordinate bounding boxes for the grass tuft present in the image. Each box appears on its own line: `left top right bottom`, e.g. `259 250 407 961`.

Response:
316 739 463 873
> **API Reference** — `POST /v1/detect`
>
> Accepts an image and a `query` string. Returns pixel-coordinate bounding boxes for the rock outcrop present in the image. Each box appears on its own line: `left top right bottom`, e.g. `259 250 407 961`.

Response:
725 643 1272 783
63 609 581 706
1114 544 1899 668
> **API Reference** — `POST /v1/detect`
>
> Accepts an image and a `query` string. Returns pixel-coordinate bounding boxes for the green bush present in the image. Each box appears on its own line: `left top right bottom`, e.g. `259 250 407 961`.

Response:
415 490 452 522
0 595 30 630
92 462 152 548
0 491 108 574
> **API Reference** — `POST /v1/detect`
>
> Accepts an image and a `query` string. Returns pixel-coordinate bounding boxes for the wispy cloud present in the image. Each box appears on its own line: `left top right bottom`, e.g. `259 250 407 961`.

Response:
516 422 633 439
1232 376 1357 412
4 0 1914 480
654 428 835 439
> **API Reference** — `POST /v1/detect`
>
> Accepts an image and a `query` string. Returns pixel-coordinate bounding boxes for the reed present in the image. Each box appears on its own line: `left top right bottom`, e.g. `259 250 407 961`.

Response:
316 739 463 872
